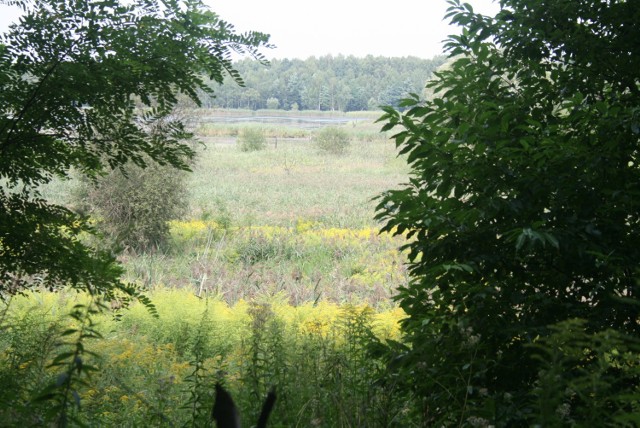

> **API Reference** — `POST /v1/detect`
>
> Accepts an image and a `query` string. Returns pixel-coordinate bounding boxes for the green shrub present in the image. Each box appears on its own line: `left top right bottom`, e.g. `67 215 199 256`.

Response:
314 126 351 154
231 232 300 266
375 0 640 425
238 127 267 152
528 319 640 427
266 97 280 110
76 160 189 252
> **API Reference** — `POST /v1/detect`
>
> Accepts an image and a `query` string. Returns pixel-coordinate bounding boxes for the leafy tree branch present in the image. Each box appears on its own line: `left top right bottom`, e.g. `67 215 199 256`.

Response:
0 0 271 299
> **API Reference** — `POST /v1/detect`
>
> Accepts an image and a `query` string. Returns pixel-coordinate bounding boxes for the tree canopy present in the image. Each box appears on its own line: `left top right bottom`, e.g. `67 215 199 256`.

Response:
0 0 270 299
206 55 445 111
377 0 640 425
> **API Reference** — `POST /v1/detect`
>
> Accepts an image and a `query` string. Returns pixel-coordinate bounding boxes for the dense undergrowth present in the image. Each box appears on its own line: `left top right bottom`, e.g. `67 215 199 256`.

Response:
119 220 409 308
0 290 410 426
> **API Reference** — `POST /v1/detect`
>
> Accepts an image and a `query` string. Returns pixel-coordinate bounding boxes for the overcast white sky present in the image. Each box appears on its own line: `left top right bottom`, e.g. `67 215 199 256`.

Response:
0 0 500 59
209 0 500 59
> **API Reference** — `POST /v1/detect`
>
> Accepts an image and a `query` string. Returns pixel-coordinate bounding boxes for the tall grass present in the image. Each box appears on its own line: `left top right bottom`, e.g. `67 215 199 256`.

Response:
40 114 403 230
0 290 413 426
37 111 409 306
189 137 406 229
119 220 408 308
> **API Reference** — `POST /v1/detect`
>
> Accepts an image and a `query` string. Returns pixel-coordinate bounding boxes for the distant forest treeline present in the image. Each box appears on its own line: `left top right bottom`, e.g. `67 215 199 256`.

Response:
200 55 446 112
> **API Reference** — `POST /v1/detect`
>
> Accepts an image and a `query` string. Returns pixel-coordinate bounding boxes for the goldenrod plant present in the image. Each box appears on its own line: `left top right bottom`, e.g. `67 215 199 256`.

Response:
0 290 405 425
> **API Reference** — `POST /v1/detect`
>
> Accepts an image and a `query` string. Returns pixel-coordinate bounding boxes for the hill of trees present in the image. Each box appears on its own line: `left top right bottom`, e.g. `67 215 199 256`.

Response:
203 55 446 111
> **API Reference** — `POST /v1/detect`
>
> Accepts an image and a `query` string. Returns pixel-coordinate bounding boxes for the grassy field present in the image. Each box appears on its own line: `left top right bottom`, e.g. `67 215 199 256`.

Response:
126 113 411 308
41 110 411 307
42 109 404 230
1 109 418 426
189 136 404 229
189 111 403 228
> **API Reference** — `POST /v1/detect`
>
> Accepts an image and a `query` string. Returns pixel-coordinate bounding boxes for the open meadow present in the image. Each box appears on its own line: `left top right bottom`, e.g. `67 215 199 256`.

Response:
40 109 411 308
1 110 418 426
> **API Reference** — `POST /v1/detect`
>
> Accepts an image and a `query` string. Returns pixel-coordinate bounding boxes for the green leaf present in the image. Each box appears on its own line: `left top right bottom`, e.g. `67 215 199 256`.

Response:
49 352 75 366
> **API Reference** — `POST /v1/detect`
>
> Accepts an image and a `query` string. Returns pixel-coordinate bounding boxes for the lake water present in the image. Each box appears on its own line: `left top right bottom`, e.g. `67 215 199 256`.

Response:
196 115 370 129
